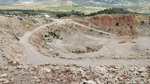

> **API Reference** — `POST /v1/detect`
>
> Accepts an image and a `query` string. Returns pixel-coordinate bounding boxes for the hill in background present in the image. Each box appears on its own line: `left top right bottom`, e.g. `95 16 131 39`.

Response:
0 0 149 14
88 8 134 16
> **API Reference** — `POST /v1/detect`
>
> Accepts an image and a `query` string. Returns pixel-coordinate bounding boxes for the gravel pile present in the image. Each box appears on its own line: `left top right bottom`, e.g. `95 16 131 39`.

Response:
0 64 149 84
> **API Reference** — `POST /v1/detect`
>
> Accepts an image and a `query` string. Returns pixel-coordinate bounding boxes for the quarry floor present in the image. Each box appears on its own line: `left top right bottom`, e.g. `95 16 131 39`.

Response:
19 19 150 66
0 18 150 84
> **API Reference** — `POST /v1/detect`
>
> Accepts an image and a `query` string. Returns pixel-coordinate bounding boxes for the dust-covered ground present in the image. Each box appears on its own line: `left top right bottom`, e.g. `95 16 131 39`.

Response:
0 15 150 84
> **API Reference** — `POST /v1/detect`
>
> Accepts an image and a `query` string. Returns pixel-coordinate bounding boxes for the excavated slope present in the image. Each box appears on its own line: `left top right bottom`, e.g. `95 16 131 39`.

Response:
76 14 150 37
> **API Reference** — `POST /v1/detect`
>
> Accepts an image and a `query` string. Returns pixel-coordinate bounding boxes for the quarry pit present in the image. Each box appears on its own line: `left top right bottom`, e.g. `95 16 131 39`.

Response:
0 14 150 84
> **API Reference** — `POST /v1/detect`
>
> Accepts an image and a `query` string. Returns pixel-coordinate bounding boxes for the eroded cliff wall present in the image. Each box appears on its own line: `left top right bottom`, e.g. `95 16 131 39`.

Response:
75 14 150 37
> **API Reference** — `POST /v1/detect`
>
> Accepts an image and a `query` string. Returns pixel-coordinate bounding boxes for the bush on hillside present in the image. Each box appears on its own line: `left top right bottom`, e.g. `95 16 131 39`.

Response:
87 8 133 16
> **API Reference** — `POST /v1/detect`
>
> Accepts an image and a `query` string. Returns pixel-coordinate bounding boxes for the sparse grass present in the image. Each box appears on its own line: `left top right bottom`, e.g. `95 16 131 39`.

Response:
22 20 34 31
48 6 99 11
0 2 149 18
0 2 100 14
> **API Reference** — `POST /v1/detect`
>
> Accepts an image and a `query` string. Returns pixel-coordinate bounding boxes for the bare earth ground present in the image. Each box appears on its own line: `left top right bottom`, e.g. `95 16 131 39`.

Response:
19 19 150 66
0 34 4 65
0 18 150 84
0 50 2 64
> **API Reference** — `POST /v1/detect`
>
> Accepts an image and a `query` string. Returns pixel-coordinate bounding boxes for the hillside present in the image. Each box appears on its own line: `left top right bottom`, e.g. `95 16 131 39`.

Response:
72 0 150 13
0 0 149 13
88 8 133 16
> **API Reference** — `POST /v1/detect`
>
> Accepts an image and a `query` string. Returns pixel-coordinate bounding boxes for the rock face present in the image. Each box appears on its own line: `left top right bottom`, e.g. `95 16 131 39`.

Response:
135 15 150 36
76 14 150 37
89 14 136 36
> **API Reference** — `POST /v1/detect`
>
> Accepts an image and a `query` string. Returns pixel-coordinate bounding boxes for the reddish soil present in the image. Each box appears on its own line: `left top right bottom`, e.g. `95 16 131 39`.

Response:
74 20 89 26
75 14 150 37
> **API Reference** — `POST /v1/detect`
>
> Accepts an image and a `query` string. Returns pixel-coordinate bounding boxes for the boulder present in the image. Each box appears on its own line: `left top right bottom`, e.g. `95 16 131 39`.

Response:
138 67 147 72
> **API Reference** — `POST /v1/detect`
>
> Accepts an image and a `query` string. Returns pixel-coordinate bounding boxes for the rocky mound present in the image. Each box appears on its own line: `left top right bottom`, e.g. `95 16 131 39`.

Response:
0 16 53 38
